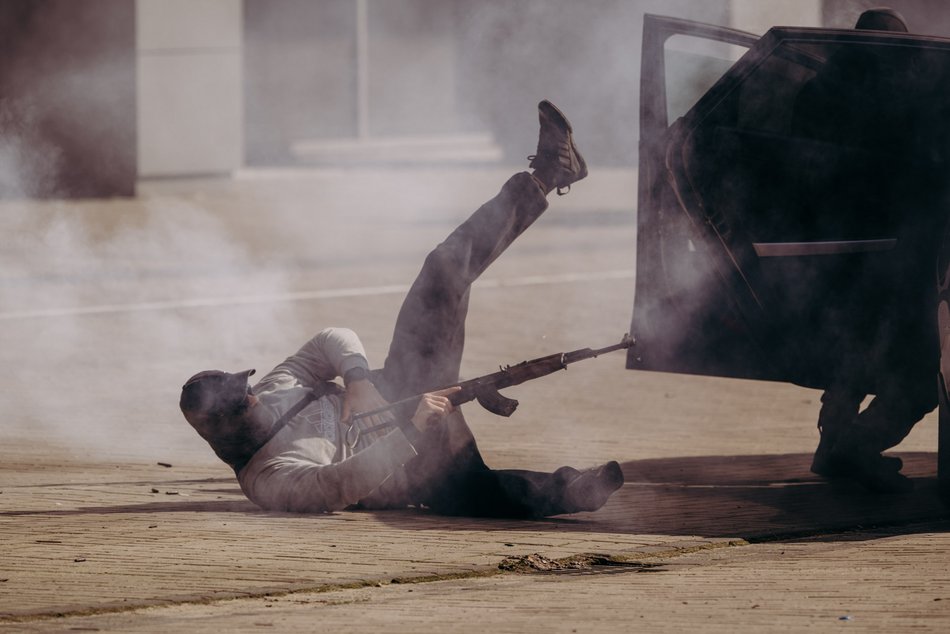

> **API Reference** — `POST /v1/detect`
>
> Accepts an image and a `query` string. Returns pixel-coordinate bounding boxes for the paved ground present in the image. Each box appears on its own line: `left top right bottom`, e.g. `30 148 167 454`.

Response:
1 167 949 632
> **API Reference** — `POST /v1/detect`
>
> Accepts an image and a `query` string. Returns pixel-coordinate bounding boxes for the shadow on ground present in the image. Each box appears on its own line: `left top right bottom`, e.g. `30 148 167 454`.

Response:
373 452 950 540
608 451 950 539
4 453 947 541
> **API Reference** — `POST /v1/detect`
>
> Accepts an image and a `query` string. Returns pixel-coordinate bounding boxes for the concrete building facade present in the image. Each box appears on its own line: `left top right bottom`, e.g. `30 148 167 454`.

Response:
136 0 243 177
3 0 950 196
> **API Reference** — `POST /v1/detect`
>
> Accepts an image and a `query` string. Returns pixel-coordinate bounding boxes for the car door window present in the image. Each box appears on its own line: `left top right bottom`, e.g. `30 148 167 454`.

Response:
682 35 950 248
664 34 748 123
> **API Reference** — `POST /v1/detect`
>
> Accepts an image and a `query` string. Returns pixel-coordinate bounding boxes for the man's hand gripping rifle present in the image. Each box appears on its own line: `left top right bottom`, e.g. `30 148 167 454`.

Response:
352 334 635 424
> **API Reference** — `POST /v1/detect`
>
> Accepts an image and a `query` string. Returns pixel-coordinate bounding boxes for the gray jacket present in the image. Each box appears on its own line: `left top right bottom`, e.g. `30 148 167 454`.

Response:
237 327 419 513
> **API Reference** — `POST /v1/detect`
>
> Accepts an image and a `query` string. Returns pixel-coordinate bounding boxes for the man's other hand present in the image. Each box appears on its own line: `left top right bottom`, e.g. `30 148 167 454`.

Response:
410 386 462 432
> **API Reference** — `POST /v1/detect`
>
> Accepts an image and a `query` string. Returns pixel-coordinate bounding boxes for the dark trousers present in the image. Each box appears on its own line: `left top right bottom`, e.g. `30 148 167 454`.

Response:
818 281 939 454
367 172 578 517
819 370 937 455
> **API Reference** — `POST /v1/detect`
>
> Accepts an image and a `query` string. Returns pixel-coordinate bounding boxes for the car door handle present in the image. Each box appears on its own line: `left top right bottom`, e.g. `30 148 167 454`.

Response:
753 239 897 257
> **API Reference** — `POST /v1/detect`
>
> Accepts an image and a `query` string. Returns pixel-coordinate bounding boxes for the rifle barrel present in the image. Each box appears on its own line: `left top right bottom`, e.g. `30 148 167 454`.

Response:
349 334 634 422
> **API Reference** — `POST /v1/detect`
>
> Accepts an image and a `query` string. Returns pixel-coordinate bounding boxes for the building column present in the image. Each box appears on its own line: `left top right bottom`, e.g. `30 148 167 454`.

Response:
137 0 243 177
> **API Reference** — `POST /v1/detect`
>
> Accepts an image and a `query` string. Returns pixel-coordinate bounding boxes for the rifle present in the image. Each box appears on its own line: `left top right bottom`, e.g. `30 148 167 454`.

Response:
352 334 635 422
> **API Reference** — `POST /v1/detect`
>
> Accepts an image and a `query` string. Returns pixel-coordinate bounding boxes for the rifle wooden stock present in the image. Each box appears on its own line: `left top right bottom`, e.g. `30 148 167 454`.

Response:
351 334 635 421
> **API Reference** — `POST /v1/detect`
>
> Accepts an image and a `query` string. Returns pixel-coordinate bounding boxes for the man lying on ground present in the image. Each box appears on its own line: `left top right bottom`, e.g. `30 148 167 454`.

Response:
179 100 624 517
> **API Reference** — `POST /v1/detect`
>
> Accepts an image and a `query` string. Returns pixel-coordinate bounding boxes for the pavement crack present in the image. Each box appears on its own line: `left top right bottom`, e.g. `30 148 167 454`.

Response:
496 539 749 575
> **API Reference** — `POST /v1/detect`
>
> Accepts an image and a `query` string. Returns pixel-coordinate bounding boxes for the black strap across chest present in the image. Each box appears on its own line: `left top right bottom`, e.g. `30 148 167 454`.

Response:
232 390 318 474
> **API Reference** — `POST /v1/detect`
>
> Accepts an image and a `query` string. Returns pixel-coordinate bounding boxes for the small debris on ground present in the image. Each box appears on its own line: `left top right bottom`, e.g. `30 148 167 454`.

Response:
73 557 86 563
150 488 159 494
498 552 644 573
499 553 580 572
157 462 172 468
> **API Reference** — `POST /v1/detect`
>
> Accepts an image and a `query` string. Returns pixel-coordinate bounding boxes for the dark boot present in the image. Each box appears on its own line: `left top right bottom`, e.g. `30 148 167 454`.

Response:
811 425 903 477
551 461 624 514
528 100 588 195
830 427 912 494
810 387 864 477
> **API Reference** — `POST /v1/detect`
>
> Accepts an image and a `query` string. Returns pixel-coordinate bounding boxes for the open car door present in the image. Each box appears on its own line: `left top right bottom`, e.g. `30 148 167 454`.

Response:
630 14 759 380
629 15 950 395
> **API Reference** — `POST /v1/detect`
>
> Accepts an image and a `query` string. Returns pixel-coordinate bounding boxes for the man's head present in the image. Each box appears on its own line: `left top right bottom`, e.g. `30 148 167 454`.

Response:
180 368 268 472
855 7 908 32
179 368 256 435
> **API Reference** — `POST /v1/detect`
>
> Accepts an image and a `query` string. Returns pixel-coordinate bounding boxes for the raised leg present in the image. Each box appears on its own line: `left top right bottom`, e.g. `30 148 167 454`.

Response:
379 172 548 399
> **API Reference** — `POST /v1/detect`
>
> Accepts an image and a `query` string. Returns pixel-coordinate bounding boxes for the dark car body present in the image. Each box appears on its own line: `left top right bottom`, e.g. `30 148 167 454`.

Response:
627 15 950 483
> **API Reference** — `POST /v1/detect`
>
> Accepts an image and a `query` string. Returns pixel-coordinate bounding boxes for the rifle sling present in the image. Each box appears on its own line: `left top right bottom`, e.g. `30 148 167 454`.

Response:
233 390 317 474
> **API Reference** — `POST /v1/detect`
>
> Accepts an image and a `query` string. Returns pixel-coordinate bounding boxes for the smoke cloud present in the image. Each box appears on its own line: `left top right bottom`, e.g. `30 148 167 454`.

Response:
4 1 861 472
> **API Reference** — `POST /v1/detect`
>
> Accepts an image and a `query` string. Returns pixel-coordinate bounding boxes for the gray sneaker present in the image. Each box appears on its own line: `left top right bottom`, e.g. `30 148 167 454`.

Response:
559 460 624 513
528 100 588 195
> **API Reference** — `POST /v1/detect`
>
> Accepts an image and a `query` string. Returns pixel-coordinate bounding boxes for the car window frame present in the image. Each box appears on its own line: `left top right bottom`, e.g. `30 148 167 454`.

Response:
640 14 758 149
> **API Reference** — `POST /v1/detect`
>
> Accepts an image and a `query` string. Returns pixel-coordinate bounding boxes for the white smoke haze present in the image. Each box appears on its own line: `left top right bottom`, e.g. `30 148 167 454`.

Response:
0 192 291 462
0 158 639 468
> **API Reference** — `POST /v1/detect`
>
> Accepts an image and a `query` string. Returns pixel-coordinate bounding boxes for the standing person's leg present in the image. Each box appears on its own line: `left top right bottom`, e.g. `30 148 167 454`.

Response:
846 379 936 453
827 307 939 492
811 386 865 476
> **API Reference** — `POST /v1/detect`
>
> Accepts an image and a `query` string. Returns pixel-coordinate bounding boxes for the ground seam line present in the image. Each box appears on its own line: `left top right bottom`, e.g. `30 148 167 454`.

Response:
0 269 635 321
